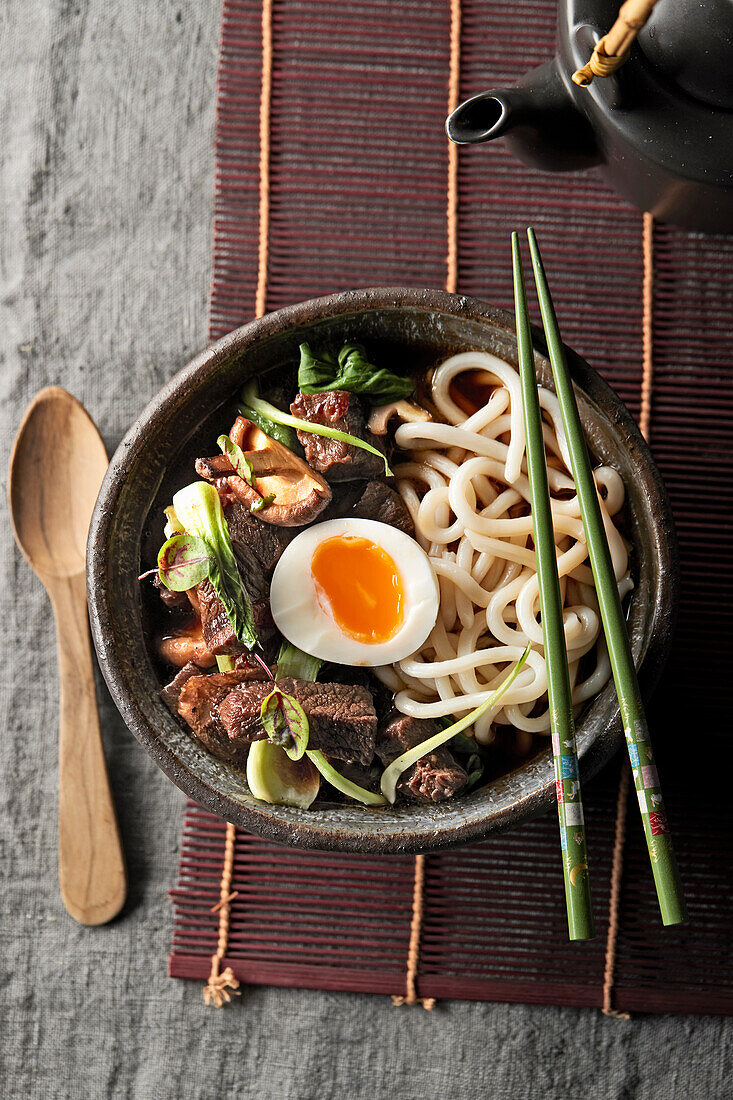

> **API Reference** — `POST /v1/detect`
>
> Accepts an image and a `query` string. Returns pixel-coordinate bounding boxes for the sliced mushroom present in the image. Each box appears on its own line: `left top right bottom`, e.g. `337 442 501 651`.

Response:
367 399 432 436
196 416 331 527
158 620 216 669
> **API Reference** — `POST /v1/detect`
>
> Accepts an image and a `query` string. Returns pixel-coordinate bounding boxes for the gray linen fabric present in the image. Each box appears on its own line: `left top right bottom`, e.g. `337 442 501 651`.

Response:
0 3 730 1098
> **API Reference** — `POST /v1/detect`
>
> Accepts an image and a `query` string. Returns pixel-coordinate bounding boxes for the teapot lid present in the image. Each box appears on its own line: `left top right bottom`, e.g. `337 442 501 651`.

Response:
638 0 733 109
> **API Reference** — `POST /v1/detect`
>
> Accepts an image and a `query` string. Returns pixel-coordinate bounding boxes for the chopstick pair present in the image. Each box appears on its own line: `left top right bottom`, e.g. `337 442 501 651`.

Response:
512 229 687 937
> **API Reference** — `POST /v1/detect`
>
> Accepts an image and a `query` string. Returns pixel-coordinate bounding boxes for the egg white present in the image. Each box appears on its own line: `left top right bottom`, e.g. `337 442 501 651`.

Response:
269 518 439 666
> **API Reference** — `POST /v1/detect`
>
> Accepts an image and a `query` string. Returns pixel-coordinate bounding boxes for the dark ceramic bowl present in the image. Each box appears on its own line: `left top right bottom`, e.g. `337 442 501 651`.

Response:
87 288 677 853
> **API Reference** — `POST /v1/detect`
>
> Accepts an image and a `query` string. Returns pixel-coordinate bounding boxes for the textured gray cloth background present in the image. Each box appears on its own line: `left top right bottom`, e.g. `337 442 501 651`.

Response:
0 3 729 1098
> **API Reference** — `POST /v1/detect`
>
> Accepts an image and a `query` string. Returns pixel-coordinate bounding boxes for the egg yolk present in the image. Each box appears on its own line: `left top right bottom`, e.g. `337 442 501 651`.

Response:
311 535 404 644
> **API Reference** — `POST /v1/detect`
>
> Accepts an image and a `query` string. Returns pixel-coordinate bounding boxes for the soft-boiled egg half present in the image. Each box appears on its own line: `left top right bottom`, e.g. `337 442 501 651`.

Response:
270 518 439 666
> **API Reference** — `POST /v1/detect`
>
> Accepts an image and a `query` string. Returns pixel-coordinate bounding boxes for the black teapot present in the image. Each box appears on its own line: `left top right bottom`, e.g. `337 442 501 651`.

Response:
447 0 733 233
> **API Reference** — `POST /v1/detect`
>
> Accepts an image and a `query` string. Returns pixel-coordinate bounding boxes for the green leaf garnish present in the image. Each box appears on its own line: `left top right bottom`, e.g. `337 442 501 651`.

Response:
156 534 213 591
464 753 485 791
172 480 257 650
217 434 256 487
380 644 532 803
239 389 299 449
276 641 323 683
260 689 285 741
250 492 276 513
240 381 393 477
306 750 387 806
260 687 310 761
163 505 183 538
298 342 414 406
278 693 309 761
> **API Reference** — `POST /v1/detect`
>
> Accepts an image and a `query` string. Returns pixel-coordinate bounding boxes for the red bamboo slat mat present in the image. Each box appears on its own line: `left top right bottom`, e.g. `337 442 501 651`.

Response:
170 0 733 1014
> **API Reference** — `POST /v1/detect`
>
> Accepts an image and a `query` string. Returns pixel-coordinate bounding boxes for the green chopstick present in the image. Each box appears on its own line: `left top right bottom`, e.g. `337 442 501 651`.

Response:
513 233 595 942
526 227 687 927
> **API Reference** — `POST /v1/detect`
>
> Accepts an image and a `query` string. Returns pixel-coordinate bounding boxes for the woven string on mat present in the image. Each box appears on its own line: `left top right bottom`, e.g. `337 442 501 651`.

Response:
203 0 274 1009
390 0 463 1014
601 210 655 1020
201 0 655 1013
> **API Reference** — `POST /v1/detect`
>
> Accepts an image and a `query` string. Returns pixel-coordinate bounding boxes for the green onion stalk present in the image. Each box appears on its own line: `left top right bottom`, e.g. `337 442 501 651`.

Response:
240 381 392 476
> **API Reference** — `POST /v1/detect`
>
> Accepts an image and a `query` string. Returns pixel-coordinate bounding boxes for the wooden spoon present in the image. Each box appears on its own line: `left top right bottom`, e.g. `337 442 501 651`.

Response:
9 387 126 925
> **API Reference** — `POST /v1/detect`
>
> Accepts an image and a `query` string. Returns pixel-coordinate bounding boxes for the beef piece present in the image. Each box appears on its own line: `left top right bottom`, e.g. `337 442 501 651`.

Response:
319 479 414 537
351 480 414 536
225 501 293 585
152 573 190 611
318 480 364 521
290 391 386 481
197 578 275 652
196 578 240 655
217 677 377 765
376 710 467 802
226 502 294 642
233 654 275 677
177 670 259 764
161 662 202 713
194 503 292 649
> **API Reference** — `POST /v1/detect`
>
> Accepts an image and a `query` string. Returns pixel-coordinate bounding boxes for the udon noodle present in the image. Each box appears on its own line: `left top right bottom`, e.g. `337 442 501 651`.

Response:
374 351 633 749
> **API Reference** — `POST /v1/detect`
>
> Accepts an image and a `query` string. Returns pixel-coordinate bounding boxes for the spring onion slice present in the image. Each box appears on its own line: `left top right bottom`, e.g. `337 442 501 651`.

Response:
240 381 393 476
380 644 531 803
276 641 323 683
307 751 387 807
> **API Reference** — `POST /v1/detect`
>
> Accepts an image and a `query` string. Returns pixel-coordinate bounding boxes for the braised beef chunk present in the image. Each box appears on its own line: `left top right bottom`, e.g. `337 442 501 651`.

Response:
225 501 294 583
290 390 386 481
376 711 467 802
218 678 377 764
194 502 293 647
196 578 240 655
161 662 201 713
350 480 414 536
177 671 258 764
320 479 414 535
233 654 275 677
153 573 191 611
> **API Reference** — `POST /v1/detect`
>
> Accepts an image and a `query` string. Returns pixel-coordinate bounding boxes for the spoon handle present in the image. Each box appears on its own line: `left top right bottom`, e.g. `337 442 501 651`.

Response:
49 572 127 925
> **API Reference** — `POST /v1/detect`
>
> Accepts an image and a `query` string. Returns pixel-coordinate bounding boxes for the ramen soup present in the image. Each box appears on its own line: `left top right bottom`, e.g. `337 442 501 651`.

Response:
143 343 631 810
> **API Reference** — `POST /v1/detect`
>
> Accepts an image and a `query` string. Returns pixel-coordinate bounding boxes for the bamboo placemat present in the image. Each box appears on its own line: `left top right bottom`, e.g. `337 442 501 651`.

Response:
169 0 733 1014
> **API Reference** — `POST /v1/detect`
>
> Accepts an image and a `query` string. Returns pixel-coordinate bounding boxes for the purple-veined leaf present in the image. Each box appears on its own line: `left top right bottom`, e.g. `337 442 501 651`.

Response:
278 692 309 761
217 434 255 487
259 688 310 760
156 534 213 591
260 690 286 743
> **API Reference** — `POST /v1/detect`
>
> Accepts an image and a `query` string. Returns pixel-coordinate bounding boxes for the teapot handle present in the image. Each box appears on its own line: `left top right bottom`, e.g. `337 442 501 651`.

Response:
573 0 660 85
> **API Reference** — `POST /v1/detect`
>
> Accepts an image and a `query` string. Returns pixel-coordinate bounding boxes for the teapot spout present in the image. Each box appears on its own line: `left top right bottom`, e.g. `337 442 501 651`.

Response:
446 61 599 172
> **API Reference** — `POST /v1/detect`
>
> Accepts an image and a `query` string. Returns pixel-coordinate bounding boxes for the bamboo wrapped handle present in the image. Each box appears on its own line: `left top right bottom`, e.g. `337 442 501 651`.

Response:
573 0 660 86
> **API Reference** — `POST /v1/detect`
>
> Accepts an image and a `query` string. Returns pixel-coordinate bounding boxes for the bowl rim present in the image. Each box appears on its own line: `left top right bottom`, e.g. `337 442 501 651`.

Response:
87 287 678 853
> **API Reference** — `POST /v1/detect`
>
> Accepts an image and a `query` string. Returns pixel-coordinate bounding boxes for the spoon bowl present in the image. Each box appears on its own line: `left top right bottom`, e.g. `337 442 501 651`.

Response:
10 387 108 579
